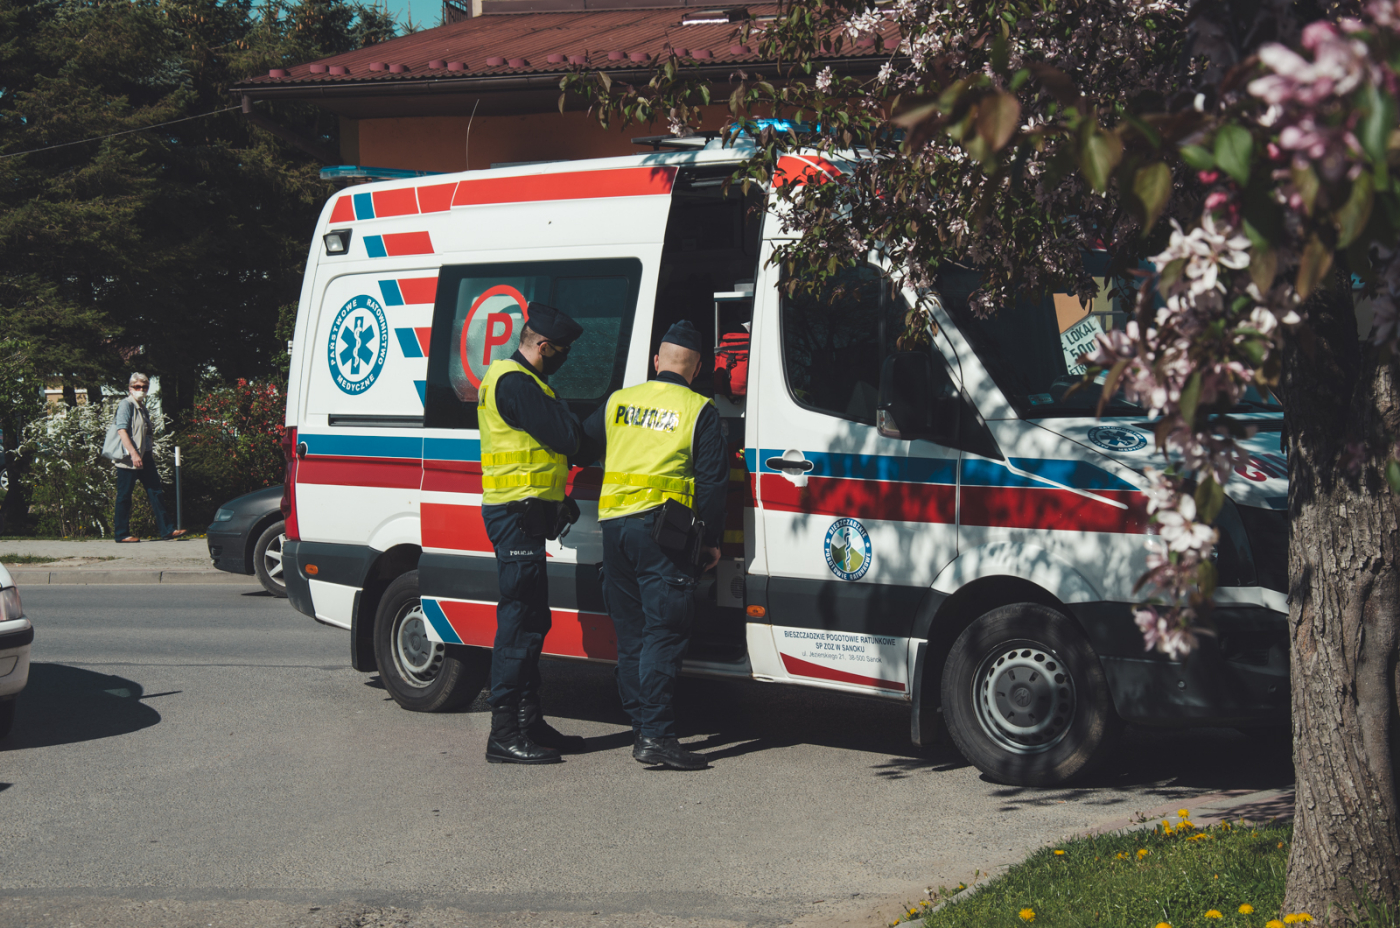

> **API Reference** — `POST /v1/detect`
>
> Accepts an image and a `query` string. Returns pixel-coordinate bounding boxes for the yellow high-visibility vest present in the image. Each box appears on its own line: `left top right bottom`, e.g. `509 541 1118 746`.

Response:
477 359 568 504
598 379 711 519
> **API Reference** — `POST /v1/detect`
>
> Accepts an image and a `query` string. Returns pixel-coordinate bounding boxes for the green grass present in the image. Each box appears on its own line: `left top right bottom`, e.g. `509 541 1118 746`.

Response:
902 818 1300 928
0 553 117 564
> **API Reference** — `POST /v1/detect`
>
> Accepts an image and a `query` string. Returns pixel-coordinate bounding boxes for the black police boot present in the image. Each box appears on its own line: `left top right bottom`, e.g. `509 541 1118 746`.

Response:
520 698 587 753
485 702 562 765
633 735 709 770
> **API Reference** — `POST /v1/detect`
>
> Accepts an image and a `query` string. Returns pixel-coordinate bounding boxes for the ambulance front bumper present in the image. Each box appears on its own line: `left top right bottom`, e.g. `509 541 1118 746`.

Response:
1073 601 1290 727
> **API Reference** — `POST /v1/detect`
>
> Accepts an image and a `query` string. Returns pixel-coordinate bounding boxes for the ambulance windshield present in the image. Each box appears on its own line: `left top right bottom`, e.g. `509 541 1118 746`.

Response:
937 267 1280 419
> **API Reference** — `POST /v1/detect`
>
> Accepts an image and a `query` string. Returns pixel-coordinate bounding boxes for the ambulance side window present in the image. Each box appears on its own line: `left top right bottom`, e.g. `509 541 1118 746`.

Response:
779 265 903 424
424 259 642 429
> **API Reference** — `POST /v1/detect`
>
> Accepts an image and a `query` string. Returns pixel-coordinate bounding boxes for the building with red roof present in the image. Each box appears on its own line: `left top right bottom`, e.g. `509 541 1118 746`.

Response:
230 0 891 173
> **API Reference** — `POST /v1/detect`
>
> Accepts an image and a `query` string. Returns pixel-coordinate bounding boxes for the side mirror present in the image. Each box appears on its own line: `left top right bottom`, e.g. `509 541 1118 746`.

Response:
877 351 958 442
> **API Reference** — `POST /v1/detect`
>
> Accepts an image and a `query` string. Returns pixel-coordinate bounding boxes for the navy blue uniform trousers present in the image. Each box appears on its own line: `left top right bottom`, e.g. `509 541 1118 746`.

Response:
602 510 696 739
481 503 549 708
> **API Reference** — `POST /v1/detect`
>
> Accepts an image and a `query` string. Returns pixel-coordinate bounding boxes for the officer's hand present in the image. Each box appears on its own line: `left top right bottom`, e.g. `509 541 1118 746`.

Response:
700 546 722 572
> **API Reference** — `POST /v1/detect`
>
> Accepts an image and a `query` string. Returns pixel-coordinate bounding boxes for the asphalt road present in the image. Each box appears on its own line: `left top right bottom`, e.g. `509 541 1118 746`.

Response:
0 585 1294 928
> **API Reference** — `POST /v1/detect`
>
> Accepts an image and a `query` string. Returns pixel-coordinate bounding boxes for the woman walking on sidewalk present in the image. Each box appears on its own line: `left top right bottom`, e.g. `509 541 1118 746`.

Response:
112 373 186 543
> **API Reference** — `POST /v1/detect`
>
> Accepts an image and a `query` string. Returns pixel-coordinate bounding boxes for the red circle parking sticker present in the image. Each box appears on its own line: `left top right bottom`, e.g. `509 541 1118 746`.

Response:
459 285 531 389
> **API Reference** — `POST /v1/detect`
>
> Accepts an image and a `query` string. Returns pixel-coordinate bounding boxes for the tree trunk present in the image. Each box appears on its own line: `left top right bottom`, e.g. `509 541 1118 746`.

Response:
1281 279 1400 923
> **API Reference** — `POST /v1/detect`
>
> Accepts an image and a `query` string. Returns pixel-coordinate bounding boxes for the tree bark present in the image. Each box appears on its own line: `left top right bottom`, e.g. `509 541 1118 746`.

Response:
1281 279 1400 923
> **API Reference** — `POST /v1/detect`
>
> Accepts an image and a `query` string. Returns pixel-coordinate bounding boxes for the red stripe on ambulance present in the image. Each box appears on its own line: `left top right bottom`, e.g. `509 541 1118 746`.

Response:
297 456 421 490
421 502 492 551
381 231 434 256
960 486 1148 534
435 599 619 660
760 474 957 524
452 166 678 208
329 196 356 223
398 278 438 304
417 182 456 213
781 654 905 691
372 187 419 218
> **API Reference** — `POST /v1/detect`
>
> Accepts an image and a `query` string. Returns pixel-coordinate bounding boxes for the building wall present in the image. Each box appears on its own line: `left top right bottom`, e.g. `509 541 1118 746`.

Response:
352 105 731 172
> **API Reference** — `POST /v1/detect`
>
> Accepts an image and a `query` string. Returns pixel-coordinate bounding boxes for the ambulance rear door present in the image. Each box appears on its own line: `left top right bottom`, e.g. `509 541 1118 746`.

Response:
749 258 961 698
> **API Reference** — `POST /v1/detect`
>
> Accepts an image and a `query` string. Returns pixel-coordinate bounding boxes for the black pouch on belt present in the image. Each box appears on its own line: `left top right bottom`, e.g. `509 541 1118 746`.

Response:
651 499 703 566
505 497 561 539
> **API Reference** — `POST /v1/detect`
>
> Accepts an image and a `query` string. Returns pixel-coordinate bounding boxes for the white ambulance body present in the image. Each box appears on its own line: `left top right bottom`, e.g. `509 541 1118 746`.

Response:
281 142 1290 786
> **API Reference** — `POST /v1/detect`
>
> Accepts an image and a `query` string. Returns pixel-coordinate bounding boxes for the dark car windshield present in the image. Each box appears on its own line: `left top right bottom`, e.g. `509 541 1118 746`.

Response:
936 267 1280 418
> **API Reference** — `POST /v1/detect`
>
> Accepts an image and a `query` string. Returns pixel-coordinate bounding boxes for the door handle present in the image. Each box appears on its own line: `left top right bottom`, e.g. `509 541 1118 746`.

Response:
766 450 813 488
765 456 814 472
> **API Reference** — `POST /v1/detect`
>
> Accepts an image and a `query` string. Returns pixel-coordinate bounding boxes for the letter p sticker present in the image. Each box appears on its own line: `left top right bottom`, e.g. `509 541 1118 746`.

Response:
483 313 513 367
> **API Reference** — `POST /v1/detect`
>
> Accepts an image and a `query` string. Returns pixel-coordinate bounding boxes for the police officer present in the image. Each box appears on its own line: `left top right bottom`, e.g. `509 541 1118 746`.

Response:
583 320 728 770
478 303 588 765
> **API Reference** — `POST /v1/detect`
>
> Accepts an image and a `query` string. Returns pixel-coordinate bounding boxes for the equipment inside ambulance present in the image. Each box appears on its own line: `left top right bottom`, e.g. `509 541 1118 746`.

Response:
278 146 1290 787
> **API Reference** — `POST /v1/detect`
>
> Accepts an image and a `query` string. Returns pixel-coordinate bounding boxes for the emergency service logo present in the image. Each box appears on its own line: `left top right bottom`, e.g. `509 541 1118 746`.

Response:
328 295 389 395
1086 425 1148 453
825 518 872 582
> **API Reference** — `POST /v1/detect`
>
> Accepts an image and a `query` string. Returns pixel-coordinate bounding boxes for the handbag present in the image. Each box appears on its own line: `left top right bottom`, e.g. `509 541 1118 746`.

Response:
101 402 131 463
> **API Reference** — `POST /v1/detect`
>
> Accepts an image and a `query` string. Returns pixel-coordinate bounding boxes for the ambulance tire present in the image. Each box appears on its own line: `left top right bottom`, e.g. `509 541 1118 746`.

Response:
941 603 1118 787
374 571 490 712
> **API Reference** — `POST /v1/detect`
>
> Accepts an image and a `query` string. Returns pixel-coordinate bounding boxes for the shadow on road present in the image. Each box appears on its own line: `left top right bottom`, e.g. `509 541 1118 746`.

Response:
0 663 162 751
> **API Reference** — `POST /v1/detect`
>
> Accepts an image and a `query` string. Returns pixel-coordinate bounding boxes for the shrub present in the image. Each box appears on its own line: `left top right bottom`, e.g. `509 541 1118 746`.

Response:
176 379 286 526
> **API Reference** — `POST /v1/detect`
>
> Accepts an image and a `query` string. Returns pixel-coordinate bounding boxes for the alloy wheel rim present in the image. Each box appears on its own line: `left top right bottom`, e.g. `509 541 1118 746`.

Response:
971 639 1076 755
263 534 285 581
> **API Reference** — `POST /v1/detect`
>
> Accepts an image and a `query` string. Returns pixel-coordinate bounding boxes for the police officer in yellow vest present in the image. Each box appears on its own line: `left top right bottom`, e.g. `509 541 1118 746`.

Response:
582 320 729 770
478 303 587 765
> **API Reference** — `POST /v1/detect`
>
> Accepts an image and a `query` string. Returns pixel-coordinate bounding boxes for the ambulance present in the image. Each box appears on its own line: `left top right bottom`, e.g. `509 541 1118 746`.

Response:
280 140 1291 786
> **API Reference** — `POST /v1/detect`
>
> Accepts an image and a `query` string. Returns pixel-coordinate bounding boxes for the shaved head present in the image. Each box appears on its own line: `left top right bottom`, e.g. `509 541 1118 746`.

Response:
655 342 702 384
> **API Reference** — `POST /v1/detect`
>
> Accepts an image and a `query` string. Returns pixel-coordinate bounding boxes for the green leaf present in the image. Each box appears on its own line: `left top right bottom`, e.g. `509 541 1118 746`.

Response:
1194 475 1225 525
1179 371 1203 427
1296 235 1333 300
1179 144 1215 171
1214 124 1253 185
1361 84 1396 168
1081 128 1123 193
1133 161 1172 231
1010 68 1030 91
1197 559 1218 599
1386 459 1400 495
1249 245 1278 293
1292 165 1319 215
976 91 1021 153
1095 358 1131 417
1336 170 1375 249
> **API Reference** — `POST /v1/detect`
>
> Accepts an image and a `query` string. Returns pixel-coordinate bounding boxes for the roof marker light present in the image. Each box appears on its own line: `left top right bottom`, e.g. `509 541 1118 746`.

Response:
323 229 353 255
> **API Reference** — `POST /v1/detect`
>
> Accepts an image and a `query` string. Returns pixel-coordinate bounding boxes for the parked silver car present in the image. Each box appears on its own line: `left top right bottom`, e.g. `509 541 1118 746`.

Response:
0 563 32 738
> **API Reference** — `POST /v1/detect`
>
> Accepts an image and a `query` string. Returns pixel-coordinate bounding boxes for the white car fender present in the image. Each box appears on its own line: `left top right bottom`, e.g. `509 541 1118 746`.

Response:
932 541 1102 604
366 514 423 555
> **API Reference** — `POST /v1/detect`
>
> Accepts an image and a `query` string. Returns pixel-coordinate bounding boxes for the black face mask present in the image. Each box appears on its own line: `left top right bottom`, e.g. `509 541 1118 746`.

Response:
541 350 568 376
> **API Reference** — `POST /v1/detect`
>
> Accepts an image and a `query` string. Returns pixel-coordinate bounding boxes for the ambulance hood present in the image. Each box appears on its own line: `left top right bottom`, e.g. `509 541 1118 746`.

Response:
1034 416 1290 512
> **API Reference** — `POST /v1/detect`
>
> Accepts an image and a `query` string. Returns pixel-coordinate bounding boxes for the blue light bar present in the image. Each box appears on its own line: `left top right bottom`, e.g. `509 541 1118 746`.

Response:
319 165 446 180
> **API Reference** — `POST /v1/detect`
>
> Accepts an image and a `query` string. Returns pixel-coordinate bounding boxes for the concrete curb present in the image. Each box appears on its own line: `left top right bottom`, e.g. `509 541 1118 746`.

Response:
9 568 258 585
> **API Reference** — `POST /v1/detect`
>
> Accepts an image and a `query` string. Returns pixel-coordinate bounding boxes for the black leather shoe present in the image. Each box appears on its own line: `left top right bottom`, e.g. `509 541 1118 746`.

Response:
520 701 587 753
633 735 709 770
485 704 562 765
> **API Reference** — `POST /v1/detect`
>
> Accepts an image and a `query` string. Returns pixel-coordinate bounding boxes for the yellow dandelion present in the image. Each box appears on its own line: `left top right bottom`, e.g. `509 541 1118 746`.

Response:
1116 852 1129 860
1155 922 1172 928
1267 921 1285 928
1019 907 1036 922
1137 849 1149 859
1053 849 1065 856
1178 809 1189 818
1284 915 1313 924
957 884 966 891
1179 820 1195 830
1205 911 1223 919
1240 904 1254 914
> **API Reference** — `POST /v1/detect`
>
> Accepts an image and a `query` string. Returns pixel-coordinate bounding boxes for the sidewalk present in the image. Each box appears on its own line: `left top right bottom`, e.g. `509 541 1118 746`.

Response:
0 536 255 585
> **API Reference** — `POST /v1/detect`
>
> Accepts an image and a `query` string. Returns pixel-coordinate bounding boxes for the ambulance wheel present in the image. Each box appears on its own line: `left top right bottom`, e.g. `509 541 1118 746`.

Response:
374 571 489 713
941 603 1118 787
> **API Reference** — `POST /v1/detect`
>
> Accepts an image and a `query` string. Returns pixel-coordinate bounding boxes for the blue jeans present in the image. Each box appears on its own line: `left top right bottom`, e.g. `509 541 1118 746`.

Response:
113 463 172 539
602 511 696 739
481 503 550 709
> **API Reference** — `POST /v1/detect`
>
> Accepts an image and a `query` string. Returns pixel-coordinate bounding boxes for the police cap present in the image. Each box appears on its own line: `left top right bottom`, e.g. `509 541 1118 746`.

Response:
525 303 584 346
660 319 702 353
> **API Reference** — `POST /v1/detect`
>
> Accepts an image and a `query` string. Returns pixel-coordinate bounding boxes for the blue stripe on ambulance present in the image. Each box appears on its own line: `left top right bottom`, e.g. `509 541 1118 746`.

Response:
423 436 482 462
353 192 376 220
395 328 423 358
379 280 405 306
364 235 387 258
757 448 1135 491
299 433 423 459
420 598 463 644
